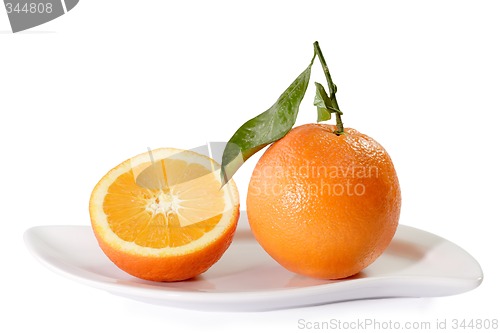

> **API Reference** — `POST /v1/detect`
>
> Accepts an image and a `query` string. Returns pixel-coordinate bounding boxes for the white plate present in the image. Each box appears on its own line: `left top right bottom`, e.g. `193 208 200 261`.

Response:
24 212 482 311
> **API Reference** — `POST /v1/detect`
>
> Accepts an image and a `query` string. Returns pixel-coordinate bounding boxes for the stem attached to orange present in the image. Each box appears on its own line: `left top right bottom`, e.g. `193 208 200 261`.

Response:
313 41 344 135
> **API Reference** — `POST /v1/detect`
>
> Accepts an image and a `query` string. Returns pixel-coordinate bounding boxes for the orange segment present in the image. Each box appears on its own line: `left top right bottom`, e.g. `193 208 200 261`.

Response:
89 148 239 281
102 159 224 248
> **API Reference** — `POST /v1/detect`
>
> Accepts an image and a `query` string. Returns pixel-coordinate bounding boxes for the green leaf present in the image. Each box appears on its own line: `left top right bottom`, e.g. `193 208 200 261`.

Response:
314 82 342 123
220 61 314 184
316 106 331 122
314 82 332 122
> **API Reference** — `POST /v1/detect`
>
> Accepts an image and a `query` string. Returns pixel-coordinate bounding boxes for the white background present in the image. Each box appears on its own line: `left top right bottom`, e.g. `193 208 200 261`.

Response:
1 1 499 332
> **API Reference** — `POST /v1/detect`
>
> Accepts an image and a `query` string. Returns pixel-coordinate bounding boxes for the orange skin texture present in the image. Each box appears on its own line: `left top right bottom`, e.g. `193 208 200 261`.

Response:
93 209 239 282
247 124 401 279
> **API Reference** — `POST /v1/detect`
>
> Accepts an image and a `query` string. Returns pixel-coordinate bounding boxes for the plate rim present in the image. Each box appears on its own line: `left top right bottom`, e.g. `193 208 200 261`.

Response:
23 221 483 311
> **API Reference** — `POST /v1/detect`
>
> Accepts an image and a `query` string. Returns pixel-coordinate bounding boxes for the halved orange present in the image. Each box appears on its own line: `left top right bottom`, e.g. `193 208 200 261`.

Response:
89 148 239 281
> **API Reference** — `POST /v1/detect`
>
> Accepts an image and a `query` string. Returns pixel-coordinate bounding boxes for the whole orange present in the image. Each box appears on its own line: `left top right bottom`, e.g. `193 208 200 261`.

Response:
246 123 401 279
